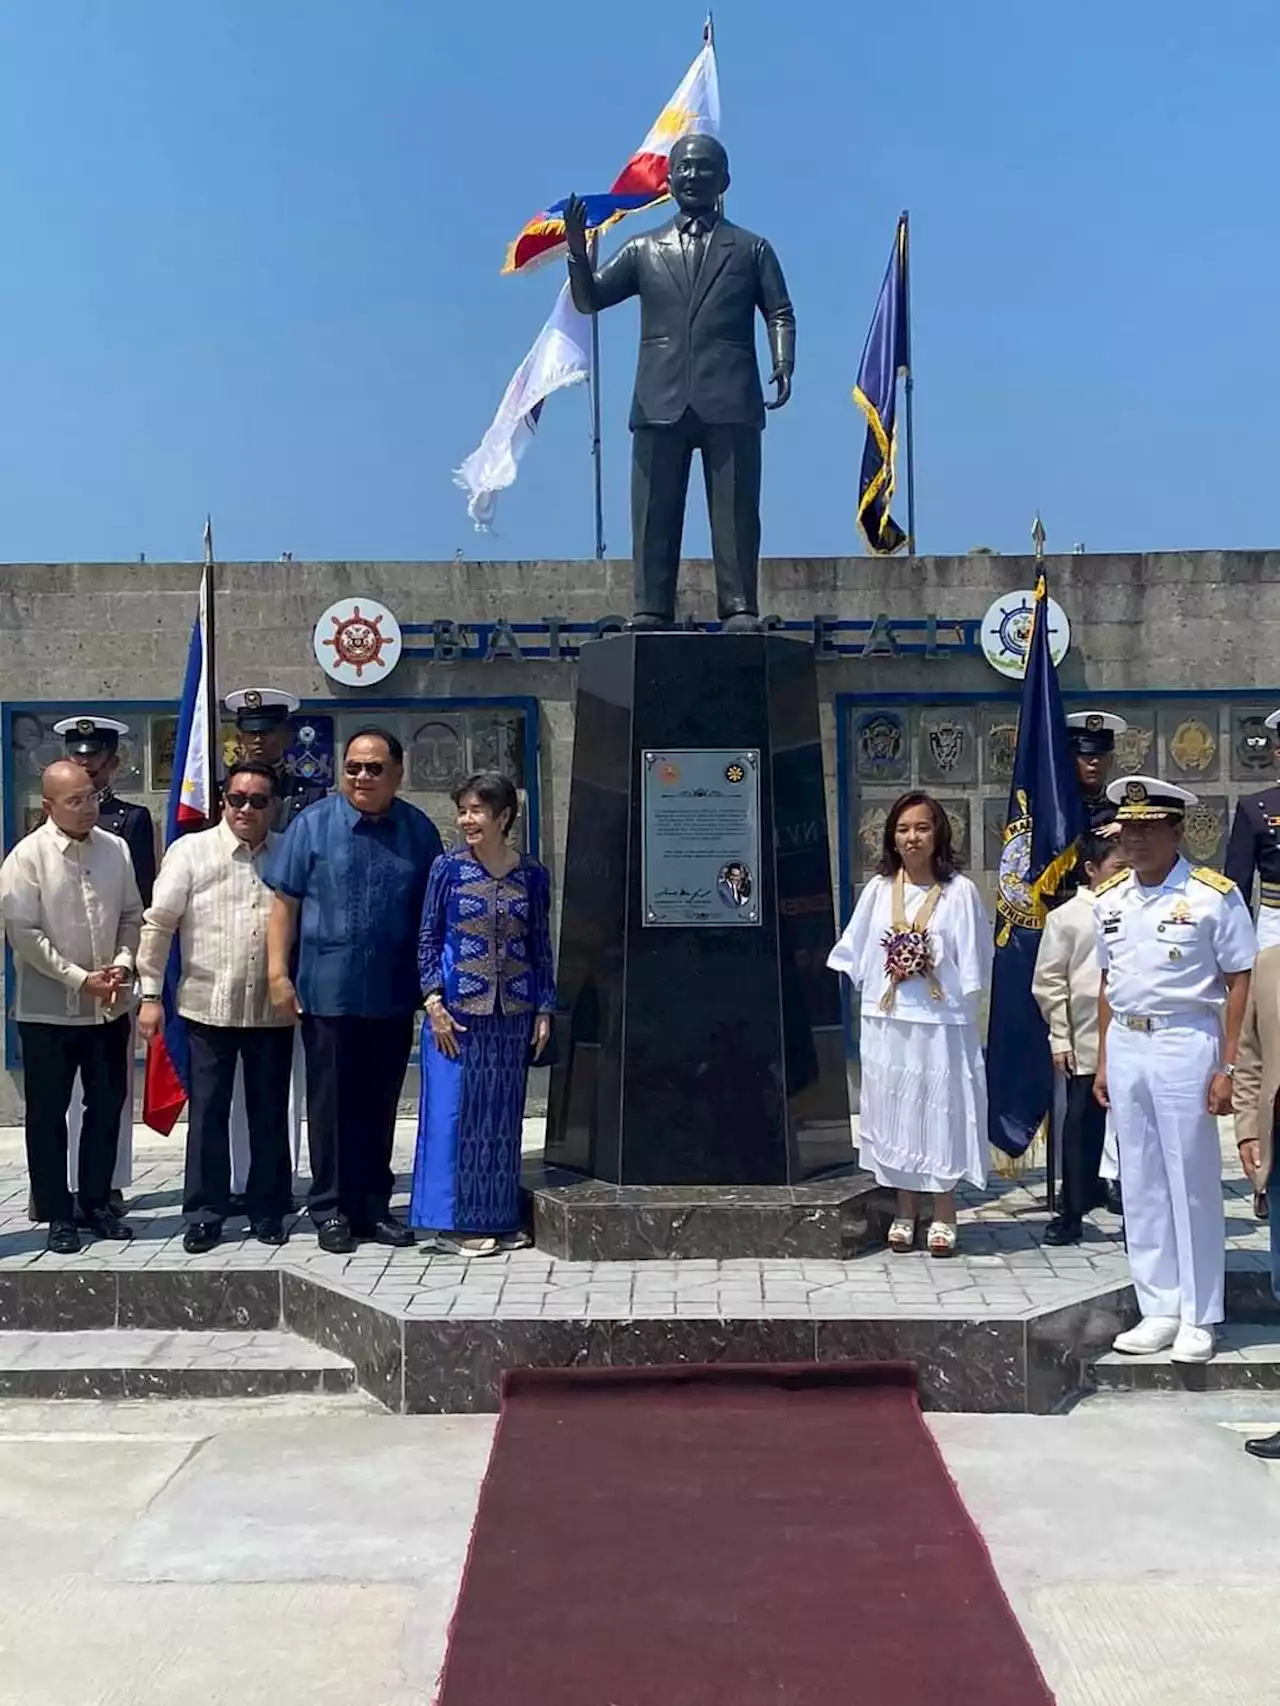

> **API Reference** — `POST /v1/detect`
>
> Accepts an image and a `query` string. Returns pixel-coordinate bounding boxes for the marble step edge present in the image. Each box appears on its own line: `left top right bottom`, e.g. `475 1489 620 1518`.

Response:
0 1328 357 1399
1091 1322 1280 1393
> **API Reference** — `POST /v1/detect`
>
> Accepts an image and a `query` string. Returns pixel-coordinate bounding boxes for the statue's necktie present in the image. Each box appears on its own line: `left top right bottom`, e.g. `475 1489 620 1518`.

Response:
681 220 708 286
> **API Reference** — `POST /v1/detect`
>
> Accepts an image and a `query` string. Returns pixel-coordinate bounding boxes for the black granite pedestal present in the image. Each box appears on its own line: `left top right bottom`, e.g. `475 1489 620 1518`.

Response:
545 632 855 1249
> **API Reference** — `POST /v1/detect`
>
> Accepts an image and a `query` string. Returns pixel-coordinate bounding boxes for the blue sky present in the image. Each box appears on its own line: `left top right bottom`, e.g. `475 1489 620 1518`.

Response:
0 0 1276 564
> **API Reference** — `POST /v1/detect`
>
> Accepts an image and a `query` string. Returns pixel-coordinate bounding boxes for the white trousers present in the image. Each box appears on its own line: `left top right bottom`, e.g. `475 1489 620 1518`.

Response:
1107 1014 1225 1326
66 1018 135 1191
229 1028 305 1195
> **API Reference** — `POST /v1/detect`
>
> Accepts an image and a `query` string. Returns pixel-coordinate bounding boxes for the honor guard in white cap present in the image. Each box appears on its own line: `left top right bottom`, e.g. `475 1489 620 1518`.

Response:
1065 711 1128 828
1094 775 1256 1364
1224 708 1280 952
53 718 156 903
51 715 157 1217
224 689 328 834
222 691 317 1206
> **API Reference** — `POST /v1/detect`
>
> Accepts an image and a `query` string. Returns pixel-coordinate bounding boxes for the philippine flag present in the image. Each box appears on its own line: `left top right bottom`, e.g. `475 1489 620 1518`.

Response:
142 548 218 1134
504 22 721 275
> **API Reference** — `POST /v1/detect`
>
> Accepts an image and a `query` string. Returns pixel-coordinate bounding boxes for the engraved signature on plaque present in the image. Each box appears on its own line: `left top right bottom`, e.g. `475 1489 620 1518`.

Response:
642 749 761 927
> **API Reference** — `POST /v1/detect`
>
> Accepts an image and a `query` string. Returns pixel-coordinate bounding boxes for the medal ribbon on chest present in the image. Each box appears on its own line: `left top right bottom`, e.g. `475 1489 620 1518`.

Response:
879 869 944 1012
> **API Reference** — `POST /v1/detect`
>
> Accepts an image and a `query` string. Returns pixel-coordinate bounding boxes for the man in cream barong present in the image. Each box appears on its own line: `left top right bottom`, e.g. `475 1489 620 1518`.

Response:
829 791 992 1259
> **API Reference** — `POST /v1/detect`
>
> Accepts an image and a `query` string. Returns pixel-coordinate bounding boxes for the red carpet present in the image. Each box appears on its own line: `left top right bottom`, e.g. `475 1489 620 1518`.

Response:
437 1363 1054 1705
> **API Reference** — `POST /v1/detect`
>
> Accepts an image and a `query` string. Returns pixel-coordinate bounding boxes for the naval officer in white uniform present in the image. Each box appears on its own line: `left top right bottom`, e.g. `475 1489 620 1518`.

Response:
1095 775 1256 1363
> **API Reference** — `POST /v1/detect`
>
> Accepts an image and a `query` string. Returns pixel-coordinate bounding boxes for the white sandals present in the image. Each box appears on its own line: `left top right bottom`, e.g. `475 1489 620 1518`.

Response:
888 1217 916 1253
927 1221 958 1258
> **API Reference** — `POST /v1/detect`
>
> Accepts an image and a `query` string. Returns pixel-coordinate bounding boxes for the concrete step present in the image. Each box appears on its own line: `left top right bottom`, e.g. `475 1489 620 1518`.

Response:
0 1329 356 1400
1092 1322 1280 1395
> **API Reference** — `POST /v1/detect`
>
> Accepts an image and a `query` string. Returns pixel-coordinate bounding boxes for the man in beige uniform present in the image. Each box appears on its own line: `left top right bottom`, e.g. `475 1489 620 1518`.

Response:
1033 824 1127 1243
0 762 142 1252
1232 947 1280 1455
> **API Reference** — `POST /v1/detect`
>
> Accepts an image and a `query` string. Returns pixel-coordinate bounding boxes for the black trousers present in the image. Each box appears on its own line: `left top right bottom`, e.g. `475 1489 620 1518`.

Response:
301 1013 415 1227
20 1016 130 1224
632 411 762 621
1060 1072 1108 1220
185 1021 294 1224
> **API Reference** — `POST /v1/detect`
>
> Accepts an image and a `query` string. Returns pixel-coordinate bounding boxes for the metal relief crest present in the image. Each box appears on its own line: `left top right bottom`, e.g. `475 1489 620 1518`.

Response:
1113 724 1154 774
1170 717 1215 774
926 720 965 773
1183 802 1222 863
857 714 904 776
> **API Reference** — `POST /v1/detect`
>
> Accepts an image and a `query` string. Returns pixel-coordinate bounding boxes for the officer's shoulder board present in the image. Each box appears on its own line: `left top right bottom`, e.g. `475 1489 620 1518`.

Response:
1190 866 1235 896
1094 869 1131 896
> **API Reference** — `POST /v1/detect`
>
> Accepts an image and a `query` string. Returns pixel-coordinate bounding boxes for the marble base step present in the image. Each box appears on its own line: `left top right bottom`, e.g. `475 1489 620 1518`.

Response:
524 1160 890 1261
1091 1322 1280 1395
0 1329 356 1400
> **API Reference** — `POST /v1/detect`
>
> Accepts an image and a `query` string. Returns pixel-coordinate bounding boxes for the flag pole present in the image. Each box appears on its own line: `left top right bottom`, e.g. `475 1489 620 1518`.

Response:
900 210 916 555
587 235 605 560
202 515 220 818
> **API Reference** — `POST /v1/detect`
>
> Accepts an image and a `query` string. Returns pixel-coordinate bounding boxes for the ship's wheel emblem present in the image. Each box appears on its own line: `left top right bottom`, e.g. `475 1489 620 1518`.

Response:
313 597 403 686
979 590 1071 680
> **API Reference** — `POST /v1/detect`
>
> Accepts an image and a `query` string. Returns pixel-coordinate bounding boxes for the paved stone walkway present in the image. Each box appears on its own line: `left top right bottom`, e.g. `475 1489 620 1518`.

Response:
2 1391 1279 1704
0 1121 1267 1322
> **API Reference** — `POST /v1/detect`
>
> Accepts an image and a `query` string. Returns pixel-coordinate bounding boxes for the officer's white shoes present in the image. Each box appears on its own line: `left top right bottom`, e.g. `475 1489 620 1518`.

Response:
1170 1324 1217 1364
1112 1317 1217 1361
1113 1315 1180 1355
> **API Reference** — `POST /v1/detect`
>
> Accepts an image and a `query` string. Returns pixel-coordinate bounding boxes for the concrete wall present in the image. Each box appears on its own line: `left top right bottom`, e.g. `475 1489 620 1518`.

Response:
1 548 1277 1123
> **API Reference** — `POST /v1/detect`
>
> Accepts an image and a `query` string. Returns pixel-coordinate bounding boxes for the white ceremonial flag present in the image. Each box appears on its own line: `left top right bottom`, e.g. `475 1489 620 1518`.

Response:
455 283 592 531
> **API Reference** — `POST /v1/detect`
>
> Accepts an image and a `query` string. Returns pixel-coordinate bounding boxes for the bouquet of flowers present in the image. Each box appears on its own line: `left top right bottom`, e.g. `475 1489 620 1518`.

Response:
878 925 943 1012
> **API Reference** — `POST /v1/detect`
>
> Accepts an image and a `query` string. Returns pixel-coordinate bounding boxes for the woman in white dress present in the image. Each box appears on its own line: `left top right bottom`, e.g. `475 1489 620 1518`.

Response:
828 792 993 1257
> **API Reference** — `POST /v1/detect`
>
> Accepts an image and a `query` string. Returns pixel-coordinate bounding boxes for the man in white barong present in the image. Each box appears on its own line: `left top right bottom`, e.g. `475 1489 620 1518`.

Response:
828 792 992 1258
1095 775 1255 1364
1032 823 1127 1244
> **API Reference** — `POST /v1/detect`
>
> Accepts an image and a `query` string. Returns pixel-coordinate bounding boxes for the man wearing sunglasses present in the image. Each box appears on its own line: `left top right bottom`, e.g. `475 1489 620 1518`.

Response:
266 728 444 1253
136 763 295 1252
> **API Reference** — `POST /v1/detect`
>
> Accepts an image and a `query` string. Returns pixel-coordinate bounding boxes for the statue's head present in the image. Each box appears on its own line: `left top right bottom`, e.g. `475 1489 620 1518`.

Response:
668 133 729 216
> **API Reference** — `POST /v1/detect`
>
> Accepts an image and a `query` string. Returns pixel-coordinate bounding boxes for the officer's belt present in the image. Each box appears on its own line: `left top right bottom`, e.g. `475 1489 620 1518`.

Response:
1260 881 1280 909
1111 1011 1210 1033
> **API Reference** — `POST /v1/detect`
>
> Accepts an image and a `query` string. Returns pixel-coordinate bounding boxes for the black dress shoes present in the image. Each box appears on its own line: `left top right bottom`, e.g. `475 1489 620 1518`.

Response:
1104 1181 1124 1216
1043 1215 1084 1247
360 1216 415 1249
183 1220 222 1254
1245 1430 1280 1461
722 611 764 633
316 1216 355 1254
84 1206 133 1241
46 1220 81 1255
251 1217 288 1247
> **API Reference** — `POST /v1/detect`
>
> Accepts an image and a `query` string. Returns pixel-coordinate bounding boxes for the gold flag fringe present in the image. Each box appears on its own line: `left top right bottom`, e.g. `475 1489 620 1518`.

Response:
990 1116 1047 1180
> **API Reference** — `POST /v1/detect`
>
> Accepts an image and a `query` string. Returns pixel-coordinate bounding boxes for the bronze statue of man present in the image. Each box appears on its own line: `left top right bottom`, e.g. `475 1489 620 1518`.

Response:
565 133 795 632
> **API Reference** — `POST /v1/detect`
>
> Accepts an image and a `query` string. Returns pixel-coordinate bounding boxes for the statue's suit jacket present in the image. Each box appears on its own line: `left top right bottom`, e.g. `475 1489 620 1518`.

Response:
1232 943 1280 1190
568 217 795 432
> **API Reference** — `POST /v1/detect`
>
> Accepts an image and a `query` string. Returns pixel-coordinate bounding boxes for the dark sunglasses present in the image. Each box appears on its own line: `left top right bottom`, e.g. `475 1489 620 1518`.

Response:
344 760 385 778
226 790 271 811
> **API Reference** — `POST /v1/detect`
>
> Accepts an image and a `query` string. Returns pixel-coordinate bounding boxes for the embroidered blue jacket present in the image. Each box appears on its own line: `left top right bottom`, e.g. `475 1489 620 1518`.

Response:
418 849 556 1017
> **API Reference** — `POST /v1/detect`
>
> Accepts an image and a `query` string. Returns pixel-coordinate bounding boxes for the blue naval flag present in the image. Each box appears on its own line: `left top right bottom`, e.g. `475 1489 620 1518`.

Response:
986 574 1086 1157
853 215 909 555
